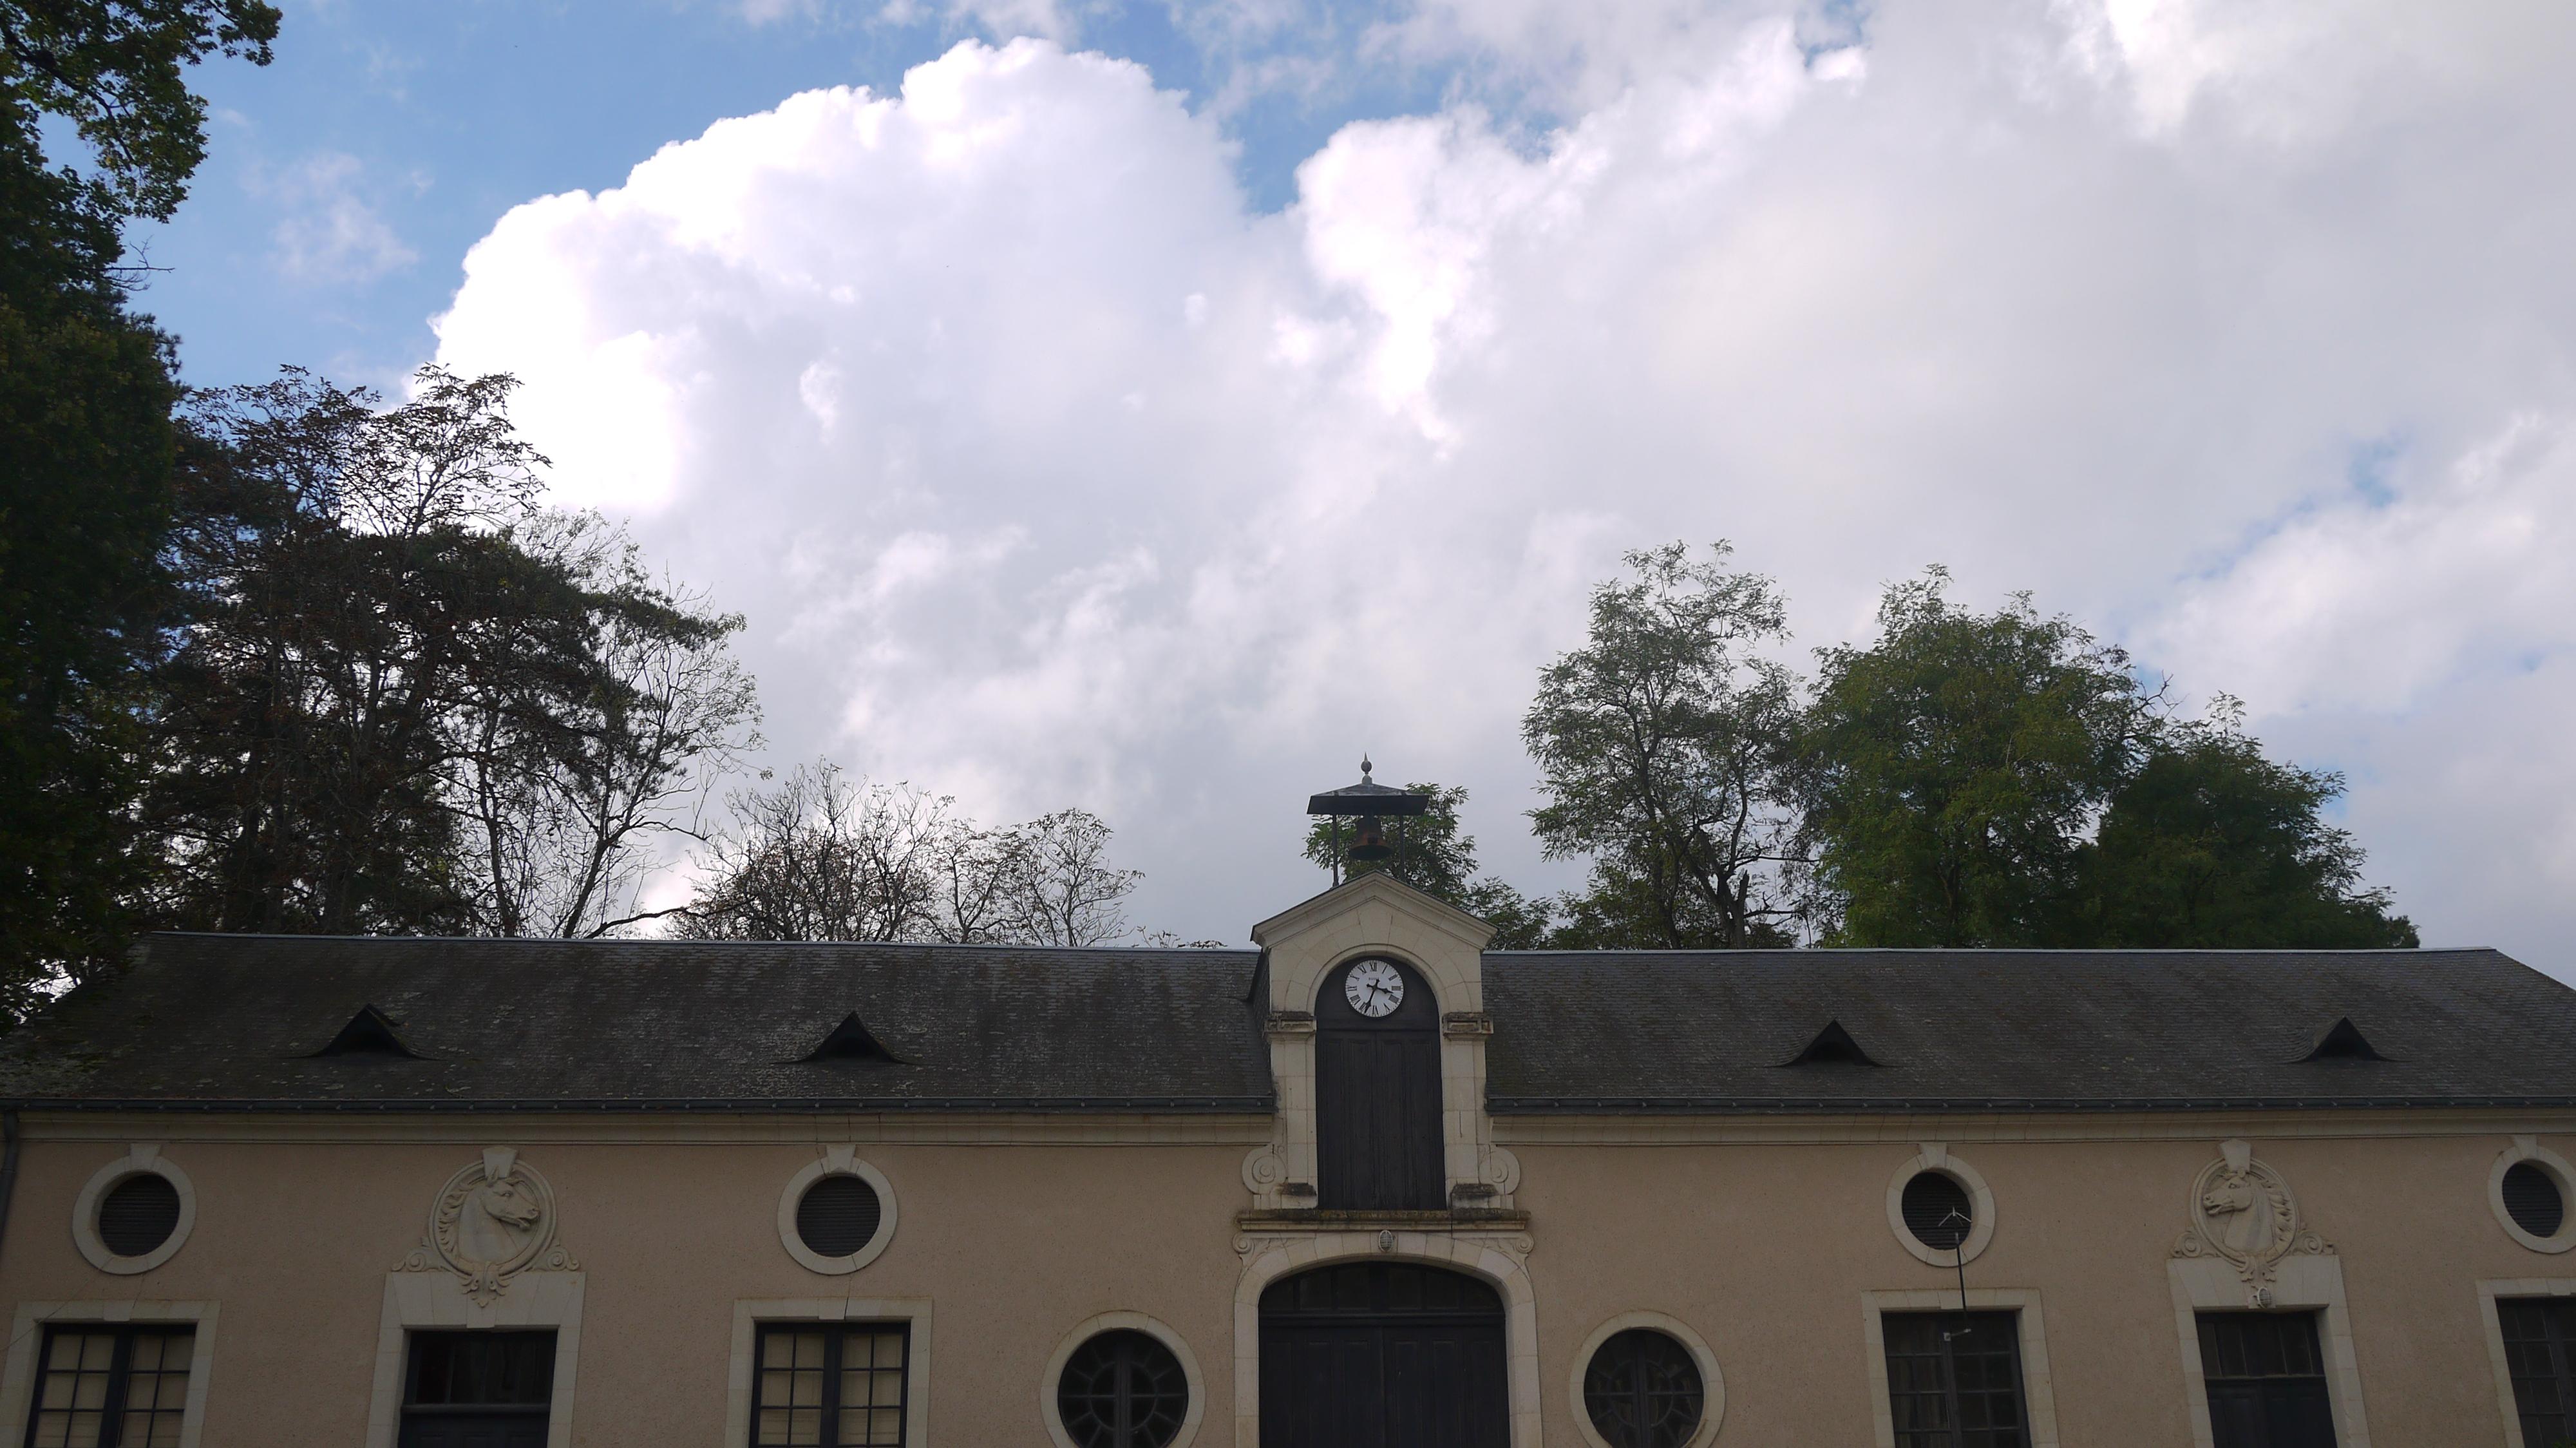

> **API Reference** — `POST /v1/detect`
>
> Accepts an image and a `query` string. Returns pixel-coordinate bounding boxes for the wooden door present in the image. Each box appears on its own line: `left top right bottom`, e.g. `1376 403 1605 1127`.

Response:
1316 957 1444 1211
1260 1262 1509 1448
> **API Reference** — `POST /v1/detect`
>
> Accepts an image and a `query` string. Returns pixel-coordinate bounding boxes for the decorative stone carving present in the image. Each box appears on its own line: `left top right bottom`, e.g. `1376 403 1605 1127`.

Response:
1264 1011 1316 1040
1480 1144 1522 1197
1441 1011 1494 1039
1242 1142 1288 1195
397 1147 578 1304
2173 1139 2331 1286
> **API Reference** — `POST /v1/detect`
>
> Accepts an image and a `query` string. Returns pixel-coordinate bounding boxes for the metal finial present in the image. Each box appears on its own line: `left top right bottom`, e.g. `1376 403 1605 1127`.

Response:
1360 755 1373 781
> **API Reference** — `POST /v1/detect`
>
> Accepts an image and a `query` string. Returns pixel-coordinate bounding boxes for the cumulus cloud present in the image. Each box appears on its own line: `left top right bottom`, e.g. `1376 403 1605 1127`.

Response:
436 4 2576 966
259 151 419 283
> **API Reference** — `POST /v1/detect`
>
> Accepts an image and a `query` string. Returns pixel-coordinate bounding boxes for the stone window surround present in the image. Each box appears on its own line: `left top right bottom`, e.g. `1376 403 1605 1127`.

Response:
1233 1232 1542 1448
2165 1255 2371 1448
0 1300 219 1448
2477 1276 2576 1448
776 1147 900 1275
363 1270 585 1448
1859 1288 2061 1448
1040 1310 1204 1448
725 1297 933 1448
2491 1136 2576 1254
70 1143 197 1275
1886 1143 1996 1268
1566 1309 1726 1448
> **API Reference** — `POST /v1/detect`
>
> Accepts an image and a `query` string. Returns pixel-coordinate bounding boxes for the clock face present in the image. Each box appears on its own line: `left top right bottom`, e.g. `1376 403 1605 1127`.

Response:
1343 958 1405 1018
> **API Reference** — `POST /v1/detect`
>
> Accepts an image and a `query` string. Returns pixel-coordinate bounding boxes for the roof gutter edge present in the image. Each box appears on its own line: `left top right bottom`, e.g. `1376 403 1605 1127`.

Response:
1485 1095 2576 1114
0 1096 1279 1114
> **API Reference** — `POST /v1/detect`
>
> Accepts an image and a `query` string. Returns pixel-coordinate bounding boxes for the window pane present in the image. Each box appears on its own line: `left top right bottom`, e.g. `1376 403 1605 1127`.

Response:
753 1322 909 1447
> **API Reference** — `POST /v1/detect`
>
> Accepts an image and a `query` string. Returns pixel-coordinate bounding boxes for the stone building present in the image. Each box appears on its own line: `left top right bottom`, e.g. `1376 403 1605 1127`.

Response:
6 870 2576 1448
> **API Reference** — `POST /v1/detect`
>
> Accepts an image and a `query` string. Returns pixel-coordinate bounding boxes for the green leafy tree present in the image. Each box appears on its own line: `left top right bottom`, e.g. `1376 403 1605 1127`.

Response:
1799 569 2155 947
3 0 281 222
1521 543 1805 948
2076 707 2416 948
1301 782 1553 949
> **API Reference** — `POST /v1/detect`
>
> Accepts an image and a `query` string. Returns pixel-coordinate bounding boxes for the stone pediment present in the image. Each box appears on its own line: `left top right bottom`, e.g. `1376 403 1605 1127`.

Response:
1249 872 1497 955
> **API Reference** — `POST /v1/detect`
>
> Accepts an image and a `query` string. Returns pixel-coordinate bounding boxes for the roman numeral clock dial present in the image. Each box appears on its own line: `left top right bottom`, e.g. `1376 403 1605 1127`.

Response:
1343 958 1405 1018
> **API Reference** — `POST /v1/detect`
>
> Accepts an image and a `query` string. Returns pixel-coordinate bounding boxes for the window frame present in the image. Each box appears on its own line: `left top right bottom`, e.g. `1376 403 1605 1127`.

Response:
70 1147 196 1275
18 1322 198 1448
399 1328 559 1436
746 1321 911 1448
2192 1311 2336 1448
0 1304 216 1448
1860 1290 2061 1448
2481 1279 2576 1448
726 1300 932 1448
2168 1256 2367 1448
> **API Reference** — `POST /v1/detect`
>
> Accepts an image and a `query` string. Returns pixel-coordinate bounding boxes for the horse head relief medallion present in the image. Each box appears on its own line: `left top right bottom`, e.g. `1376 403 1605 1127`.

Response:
399 1147 580 1304
2174 1138 2333 1291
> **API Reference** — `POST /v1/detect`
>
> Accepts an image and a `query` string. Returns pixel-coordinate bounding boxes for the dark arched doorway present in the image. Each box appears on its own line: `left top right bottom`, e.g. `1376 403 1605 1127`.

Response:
1316 955 1444 1211
1259 1261 1510 1448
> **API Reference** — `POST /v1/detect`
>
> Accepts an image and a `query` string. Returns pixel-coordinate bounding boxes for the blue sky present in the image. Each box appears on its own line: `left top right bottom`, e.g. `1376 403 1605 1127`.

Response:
135 0 1462 390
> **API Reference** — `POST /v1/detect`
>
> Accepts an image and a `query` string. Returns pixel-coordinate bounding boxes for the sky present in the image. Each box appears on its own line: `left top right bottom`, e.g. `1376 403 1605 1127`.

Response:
123 0 2576 967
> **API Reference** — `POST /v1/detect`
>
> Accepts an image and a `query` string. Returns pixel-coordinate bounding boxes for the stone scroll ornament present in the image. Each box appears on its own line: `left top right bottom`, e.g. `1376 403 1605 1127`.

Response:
398 1147 579 1304
2172 1138 2333 1289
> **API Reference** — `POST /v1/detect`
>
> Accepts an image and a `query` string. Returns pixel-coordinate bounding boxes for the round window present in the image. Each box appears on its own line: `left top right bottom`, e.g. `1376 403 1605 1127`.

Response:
97 1173 182 1259
1900 1170 1973 1253
1582 1328 1705 1448
795 1174 884 1259
2505 1161 2567 1239
1056 1329 1188 1448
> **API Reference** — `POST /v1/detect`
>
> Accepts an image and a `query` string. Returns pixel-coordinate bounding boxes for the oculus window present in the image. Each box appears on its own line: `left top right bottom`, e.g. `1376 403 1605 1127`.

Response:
23 1325 193 1448
795 1176 884 1261
399 1331 555 1448
1879 1311 2027 1448
93 1176 182 1260
2505 1163 2568 1240
1056 1329 1188 1448
1900 1172 1974 1255
753 1324 908 1447
1581 1328 1704 1448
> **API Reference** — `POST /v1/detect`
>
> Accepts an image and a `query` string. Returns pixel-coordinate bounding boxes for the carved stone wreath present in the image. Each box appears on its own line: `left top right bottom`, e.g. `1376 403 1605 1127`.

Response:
2172 1138 2333 1286
397 1147 578 1304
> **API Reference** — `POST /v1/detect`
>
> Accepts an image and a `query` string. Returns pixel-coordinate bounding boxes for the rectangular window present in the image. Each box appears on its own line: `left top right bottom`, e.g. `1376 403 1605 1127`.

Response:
1880 1311 2028 1448
2195 1312 2336 1448
23 1324 194 1448
398 1330 556 1448
2499 1296 2576 1447
752 1323 909 1447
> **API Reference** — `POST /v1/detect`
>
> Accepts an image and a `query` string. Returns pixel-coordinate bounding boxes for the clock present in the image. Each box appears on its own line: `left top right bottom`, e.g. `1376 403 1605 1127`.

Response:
1343 958 1405 1018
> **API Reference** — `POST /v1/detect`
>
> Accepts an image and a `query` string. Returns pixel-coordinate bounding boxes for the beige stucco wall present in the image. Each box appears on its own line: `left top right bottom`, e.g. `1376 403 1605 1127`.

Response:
5 1112 2572 1445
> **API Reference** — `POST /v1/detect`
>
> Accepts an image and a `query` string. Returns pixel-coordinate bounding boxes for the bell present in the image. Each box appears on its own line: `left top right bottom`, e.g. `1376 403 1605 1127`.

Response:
1348 815 1394 862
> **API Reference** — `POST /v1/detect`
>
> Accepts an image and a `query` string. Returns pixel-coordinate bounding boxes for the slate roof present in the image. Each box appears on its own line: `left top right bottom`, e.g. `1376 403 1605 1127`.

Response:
0 934 1273 1112
5 935 2570 1114
1483 948 2576 1111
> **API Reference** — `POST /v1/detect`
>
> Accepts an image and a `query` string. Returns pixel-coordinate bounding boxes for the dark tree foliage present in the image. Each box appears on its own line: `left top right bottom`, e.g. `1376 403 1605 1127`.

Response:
2077 714 2416 948
147 368 752 938
1 0 280 222
1300 781 1552 948
0 86 170 1005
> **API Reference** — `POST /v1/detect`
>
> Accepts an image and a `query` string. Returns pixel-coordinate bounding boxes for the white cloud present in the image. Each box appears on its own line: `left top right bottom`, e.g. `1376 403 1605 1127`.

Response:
258 151 419 283
436 6 2576 970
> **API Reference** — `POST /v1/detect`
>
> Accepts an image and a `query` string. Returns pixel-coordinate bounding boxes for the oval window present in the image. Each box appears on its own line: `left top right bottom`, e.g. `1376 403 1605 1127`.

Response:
97 1173 182 1259
795 1174 884 1260
2505 1161 2567 1239
1900 1170 1973 1253
1057 1328 1188 1448
1582 1328 1705 1448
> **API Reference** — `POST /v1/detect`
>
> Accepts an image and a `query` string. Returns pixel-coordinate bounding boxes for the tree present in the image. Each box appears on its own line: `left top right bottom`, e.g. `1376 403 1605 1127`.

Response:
146 366 758 938
1521 543 1806 948
1300 781 1553 948
457 513 760 939
0 0 275 1004
3 0 281 222
2076 708 2416 948
1799 569 2158 947
683 762 1144 946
